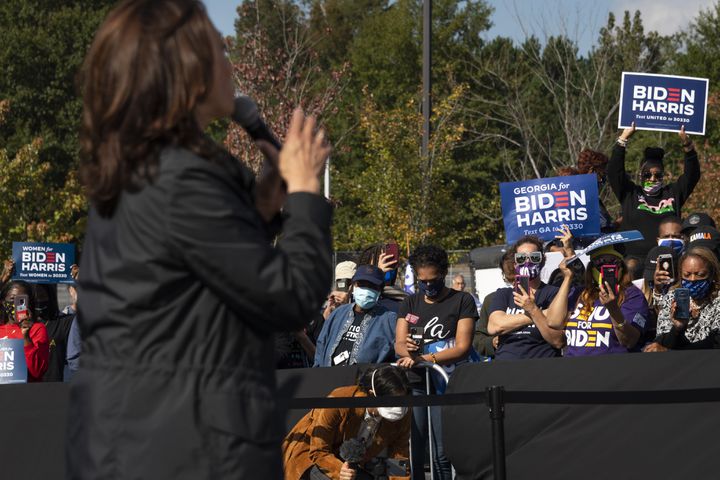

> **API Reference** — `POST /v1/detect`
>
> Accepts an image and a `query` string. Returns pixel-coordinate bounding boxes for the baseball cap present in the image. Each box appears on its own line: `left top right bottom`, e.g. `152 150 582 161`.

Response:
687 225 720 253
643 246 676 285
352 265 385 287
681 212 716 234
335 261 357 280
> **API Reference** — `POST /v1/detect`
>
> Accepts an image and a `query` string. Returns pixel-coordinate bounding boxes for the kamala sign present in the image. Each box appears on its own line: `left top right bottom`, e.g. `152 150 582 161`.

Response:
618 72 709 135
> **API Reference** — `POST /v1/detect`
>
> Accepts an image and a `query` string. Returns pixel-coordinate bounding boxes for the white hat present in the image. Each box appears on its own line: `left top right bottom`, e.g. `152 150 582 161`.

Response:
335 261 357 280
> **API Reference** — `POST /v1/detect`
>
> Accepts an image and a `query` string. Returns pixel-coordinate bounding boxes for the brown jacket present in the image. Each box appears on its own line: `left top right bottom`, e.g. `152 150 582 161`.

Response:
282 385 411 480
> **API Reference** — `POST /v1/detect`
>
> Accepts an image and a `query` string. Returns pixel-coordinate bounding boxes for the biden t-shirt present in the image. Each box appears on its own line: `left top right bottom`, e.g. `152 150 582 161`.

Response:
490 283 560 360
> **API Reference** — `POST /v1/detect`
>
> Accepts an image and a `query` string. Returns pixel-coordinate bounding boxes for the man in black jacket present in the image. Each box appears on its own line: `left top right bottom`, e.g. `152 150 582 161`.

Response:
608 123 700 259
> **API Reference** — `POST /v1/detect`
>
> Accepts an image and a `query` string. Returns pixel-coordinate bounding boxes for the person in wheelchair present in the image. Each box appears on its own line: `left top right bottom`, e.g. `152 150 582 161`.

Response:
283 365 411 480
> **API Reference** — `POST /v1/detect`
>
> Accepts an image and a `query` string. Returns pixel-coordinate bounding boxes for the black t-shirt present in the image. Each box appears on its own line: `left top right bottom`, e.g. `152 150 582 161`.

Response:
399 289 478 384
489 283 560 360
42 313 75 382
332 310 365 365
398 289 479 345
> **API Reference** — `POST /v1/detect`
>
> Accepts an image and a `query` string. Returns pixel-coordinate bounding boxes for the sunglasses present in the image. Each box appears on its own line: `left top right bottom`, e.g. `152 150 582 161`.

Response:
641 171 665 181
515 252 543 264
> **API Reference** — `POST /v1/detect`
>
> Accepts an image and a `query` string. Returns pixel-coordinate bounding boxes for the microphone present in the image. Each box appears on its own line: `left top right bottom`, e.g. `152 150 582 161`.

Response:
339 438 366 470
232 96 282 151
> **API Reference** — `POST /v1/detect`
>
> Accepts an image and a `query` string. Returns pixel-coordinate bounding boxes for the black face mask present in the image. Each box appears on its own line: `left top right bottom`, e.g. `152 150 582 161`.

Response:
34 302 50 321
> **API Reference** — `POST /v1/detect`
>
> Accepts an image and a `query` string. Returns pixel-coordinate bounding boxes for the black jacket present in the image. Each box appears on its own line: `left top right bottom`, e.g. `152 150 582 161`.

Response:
608 144 700 258
67 147 333 479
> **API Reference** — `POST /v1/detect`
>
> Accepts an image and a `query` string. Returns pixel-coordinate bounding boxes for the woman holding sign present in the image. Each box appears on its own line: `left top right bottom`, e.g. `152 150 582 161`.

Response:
70 1 332 478
608 123 700 259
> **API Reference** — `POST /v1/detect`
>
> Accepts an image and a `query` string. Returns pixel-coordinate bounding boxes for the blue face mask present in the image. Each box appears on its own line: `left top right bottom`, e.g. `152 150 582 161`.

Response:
658 238 684 256
681 279 712 300
418 278 445 299
384 270 397 286
353 286 380 310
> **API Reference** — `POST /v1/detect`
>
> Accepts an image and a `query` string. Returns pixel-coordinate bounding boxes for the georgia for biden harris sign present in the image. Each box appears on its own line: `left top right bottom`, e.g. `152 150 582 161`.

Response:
618 72 708 135
500 174 600 243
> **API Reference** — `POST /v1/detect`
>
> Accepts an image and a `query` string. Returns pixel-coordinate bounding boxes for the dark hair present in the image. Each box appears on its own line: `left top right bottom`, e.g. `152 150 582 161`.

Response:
358 244 384 266
556 166 579 177
507 235 546 270
409 245 449 274
499 250 515 284
79 0 222 216
577 149 608 175
357 365 410 396
0 281 37 324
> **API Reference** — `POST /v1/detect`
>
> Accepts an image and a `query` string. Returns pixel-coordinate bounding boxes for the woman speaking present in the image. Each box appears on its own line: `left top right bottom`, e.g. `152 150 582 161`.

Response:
68 1 332 478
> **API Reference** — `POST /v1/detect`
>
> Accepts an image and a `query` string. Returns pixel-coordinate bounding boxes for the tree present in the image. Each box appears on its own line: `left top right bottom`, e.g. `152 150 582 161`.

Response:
226 0 348 173
0 100 85 259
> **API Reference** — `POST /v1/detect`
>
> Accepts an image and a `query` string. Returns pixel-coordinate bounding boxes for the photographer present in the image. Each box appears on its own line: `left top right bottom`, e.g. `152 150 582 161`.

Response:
283 365 411 480
0 280 50 381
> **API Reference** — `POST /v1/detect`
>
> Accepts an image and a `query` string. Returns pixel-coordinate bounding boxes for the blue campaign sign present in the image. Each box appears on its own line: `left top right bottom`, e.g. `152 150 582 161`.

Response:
499 174 600 243
11 242 75 284
0 339 27 384
618 72 709 135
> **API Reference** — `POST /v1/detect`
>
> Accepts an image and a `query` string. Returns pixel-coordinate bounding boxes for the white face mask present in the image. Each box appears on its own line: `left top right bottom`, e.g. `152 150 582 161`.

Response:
377 406 408 422
370 368 408 422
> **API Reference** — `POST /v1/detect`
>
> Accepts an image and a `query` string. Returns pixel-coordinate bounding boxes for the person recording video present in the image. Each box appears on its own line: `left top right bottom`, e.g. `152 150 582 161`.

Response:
68 1 332 478
283 365 411 480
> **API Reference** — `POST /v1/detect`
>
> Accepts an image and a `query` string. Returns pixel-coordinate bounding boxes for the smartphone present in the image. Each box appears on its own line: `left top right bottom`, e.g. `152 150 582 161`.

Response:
13 295 29 323
515 275 530 295
409 326 423 344
384 242 400 264
674 288 691 320
657 253 675 282
600 265 619 295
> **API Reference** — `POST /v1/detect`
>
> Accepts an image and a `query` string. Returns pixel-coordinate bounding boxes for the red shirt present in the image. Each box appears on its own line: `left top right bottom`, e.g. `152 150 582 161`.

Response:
0 322 49 382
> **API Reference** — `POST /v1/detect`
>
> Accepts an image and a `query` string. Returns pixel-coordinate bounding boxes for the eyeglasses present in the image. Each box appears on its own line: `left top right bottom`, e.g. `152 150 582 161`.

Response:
515 252 543 264
642 171 665 181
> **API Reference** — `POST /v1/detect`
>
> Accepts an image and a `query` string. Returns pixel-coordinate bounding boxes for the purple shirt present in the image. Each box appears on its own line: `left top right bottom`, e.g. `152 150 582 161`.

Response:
564 285 649 356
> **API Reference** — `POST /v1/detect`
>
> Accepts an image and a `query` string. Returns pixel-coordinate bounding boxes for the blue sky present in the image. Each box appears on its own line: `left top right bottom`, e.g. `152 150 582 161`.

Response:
203 0 715 54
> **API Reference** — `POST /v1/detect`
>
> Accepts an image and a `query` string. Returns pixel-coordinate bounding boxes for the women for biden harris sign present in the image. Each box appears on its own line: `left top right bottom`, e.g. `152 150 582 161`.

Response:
499 174 600 243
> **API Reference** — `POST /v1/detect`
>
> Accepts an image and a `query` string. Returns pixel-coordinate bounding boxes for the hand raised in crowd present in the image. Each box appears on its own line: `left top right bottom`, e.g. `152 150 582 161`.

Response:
679 125 692 149
558 259 574 280
339 461 357 480
555 225 575 258
653 260 673 293
669 300 697 330
19 318 33 339
642 342 669 353
1 259 14 283
620 121 636 141
513 284 538 314
377 252 397 273
598 282 618 308
279 109 331 194
70 263 79 280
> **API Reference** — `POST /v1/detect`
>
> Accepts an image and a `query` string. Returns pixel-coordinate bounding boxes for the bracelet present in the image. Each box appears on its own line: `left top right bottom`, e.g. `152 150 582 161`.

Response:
616 136 628 147
430 353 437 364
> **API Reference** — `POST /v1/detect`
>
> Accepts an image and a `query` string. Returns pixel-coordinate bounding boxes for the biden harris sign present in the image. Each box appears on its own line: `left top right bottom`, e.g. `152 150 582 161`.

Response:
500 174 600 243
618 72 709 135
12 242 75 284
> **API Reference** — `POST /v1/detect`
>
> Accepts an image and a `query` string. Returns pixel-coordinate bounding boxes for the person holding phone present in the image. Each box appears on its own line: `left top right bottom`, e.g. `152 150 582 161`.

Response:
546 246 650 355
395 245 478 480
645 246 720 351
357 243 408 313
487 236 565 360
0 280 50 382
